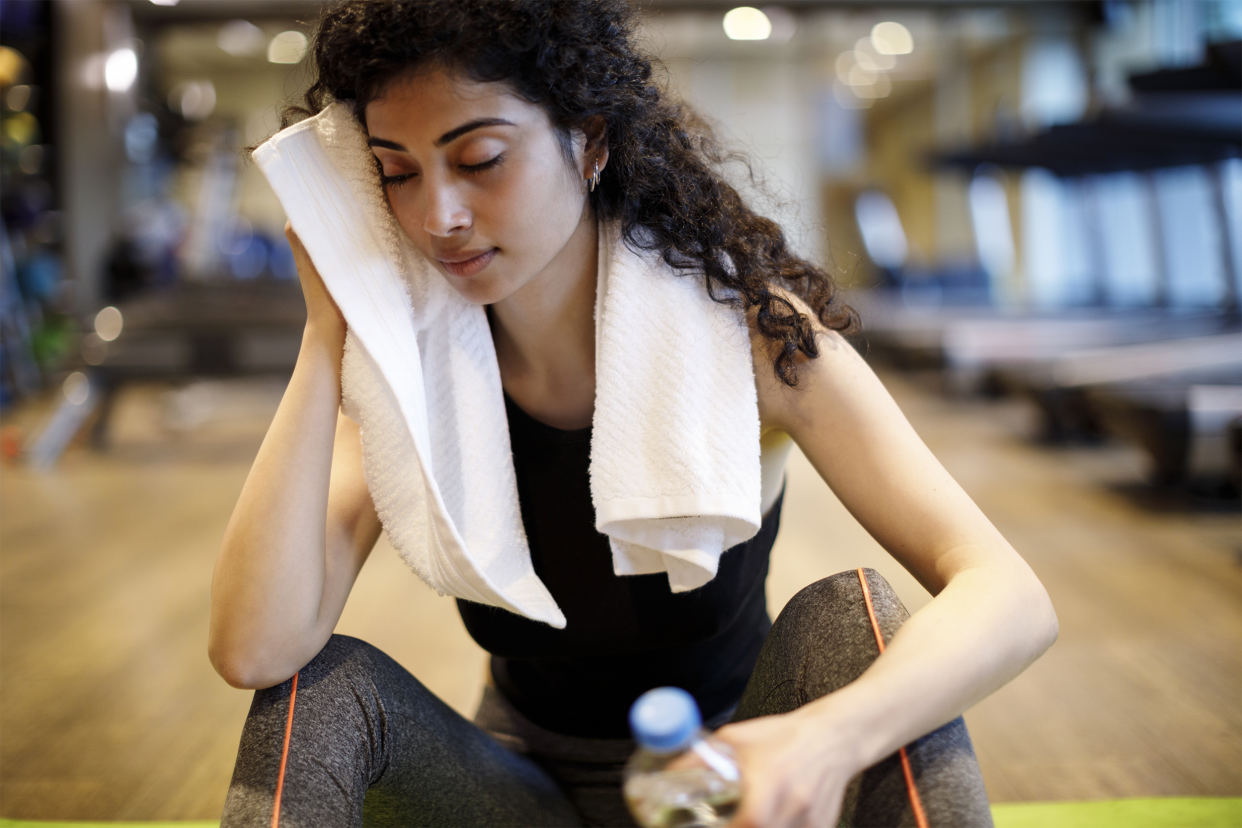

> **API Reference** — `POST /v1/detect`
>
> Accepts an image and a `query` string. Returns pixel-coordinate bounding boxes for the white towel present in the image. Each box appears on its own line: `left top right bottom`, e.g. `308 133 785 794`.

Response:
253 102 761 629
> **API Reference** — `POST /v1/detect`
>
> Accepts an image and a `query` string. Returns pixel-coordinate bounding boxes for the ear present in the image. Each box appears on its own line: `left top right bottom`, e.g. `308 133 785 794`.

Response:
580 115 610 176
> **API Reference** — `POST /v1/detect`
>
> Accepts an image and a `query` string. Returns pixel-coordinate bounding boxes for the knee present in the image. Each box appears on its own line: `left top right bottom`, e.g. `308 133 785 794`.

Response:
779 570 864 619
855 568 910 646
776 568 910 645
249 635 400 716
766 569 912 699
300 634 391 682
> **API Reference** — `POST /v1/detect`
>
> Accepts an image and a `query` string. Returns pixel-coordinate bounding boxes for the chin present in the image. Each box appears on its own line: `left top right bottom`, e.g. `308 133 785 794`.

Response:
441 272 516 306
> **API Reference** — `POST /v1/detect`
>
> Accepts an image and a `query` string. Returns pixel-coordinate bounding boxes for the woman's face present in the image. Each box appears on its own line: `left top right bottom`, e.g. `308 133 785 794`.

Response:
365 69 594 306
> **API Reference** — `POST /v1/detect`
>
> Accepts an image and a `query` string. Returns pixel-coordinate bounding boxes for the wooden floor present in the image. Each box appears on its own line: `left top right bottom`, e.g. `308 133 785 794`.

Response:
1 369 1238 820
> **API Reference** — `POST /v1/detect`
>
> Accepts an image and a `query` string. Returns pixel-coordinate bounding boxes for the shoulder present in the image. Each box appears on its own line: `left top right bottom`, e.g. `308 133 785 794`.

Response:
746 287 865 437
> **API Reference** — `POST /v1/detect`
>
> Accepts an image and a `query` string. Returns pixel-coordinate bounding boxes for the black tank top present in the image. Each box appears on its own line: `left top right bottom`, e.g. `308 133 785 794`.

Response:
455 393 782 738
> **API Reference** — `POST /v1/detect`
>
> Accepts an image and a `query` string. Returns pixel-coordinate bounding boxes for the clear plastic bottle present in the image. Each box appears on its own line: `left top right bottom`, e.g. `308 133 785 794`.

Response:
624 687 742 828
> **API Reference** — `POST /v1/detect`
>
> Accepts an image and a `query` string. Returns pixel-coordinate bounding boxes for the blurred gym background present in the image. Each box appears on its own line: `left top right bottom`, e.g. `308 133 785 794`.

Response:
0 0 1239 822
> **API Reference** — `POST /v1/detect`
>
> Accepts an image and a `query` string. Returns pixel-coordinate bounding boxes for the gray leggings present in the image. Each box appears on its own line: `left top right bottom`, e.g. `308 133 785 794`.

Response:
221 570 993 827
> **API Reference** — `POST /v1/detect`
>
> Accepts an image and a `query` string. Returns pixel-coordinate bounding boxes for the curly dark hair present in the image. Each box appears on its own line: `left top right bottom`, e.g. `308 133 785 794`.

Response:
288 0 857 386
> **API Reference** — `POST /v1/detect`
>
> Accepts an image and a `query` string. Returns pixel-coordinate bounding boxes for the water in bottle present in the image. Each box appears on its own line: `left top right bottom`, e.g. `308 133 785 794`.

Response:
624 687 741 828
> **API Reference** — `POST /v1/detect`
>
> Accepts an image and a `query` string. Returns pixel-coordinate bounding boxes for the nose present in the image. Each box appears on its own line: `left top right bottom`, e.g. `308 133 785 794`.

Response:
423 178 471 237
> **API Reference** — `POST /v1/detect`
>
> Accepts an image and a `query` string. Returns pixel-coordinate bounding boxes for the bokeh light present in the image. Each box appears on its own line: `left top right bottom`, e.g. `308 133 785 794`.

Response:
267 31 308 64
5 84 31 111
871 21 913 55
723 7 772 41
3 110 37 145
169 80 216 121
62 372 91 406
218 20 266 57
94 306 124 342
0 46 27 86
104 48 137 93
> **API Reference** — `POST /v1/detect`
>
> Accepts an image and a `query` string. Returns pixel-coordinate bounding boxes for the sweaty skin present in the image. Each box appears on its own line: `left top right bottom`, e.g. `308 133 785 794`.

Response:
210 69 1057 828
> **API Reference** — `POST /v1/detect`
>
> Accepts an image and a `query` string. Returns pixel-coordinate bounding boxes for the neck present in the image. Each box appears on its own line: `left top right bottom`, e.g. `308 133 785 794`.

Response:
489 206 598 430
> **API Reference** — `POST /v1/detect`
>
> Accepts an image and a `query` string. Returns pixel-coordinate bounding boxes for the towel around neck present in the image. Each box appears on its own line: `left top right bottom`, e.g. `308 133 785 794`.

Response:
253 102 762 628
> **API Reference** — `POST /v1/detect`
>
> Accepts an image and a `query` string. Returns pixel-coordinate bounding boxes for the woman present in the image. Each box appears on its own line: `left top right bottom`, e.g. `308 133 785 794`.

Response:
210 1 1058 826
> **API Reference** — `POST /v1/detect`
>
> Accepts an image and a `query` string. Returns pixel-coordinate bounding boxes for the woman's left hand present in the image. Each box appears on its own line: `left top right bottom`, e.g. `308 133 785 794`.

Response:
712 706 858 828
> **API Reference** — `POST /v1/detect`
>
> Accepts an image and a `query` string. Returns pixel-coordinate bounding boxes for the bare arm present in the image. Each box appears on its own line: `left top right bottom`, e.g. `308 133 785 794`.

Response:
721 317 1058 827
208 228 382 689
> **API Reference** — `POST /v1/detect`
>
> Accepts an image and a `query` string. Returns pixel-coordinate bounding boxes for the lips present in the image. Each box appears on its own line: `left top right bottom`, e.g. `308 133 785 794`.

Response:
436 248 497 278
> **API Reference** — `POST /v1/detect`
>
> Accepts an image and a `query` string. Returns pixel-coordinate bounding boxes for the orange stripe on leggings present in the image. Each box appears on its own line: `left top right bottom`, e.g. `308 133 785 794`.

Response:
857 568 930 828
271 671 299 828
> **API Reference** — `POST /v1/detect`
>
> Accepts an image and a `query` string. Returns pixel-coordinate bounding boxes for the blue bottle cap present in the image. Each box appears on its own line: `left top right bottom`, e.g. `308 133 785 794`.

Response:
629 687 702 753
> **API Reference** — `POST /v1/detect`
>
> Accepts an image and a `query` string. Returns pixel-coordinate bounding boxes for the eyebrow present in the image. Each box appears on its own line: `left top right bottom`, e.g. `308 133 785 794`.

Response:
367 118 516 152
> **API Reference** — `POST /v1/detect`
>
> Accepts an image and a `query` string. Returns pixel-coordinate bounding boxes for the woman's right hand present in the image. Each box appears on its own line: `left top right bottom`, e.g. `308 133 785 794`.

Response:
209 225 380 690
286 222 346 344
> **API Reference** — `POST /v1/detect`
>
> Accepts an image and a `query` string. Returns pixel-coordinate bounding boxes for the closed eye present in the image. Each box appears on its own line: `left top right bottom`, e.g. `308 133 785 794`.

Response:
380 171 416 189
380 154 502 188
462 154 504 174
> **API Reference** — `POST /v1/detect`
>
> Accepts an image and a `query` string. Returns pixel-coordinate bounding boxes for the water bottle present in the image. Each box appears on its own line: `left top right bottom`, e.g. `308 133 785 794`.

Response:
624 687 742 828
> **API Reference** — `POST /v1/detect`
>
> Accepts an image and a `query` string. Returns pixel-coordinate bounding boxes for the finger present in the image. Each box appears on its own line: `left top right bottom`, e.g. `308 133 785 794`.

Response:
809 786 843 828
728 800 766 828
284 225 318 275
728 778 780 828
283 228 325 287
771 782 812 828
285 227 312 266
665 750 709 772
725 780 759 828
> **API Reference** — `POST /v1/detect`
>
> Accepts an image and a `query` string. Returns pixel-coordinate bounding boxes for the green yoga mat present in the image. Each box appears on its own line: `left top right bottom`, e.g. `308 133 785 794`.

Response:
2 797 1240 827
0 824 220 828
991 797 1242 828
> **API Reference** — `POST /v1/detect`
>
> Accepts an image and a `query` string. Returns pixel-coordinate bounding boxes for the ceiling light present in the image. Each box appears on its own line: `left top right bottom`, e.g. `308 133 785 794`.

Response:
872 21 913 55
723 7 772 41
104 48 137 93
218 20 266 57
267 31 309 64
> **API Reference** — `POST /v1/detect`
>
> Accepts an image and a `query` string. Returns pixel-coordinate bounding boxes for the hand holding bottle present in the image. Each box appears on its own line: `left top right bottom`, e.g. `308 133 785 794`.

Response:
625 687 741 828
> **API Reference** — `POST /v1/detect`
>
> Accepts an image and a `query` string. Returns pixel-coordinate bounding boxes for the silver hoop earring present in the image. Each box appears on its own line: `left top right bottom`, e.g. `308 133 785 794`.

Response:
589 160 600 193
